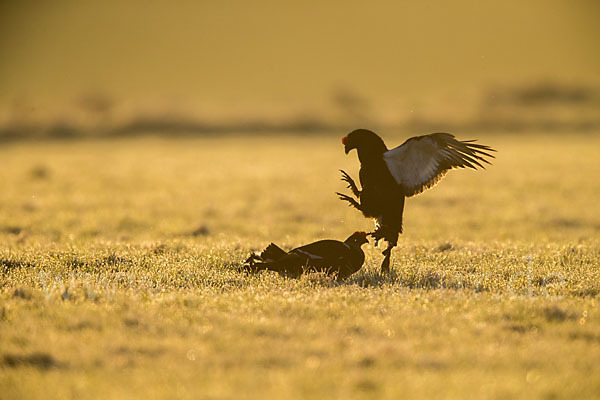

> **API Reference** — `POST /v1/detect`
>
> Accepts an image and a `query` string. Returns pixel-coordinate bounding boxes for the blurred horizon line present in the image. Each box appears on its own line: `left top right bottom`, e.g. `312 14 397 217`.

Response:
2 79 599 141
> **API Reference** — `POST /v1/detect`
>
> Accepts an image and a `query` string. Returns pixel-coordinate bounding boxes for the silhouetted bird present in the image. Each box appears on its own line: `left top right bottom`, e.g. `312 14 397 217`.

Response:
242 231 369 280
338 129 495 272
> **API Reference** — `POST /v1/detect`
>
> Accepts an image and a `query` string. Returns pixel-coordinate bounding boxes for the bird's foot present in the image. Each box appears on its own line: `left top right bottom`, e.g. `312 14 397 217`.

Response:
368 228 385 247
340 170 360 198
336 192 361 210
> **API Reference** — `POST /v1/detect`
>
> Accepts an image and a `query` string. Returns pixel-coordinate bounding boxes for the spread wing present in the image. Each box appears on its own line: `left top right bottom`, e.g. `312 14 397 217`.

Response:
383 133 495 197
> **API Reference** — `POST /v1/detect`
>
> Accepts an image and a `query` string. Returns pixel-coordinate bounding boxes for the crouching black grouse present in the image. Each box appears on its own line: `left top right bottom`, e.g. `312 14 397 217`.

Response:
242 231 369 280
338 129 495 273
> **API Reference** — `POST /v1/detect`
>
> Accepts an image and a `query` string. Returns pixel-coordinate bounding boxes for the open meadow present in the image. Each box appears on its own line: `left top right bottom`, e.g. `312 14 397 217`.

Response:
1 132 600 399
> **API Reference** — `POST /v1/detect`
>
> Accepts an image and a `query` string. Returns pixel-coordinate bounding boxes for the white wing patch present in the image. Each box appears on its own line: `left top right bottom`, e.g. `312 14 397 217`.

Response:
384 136 441 191
382 133 494 197
295 249 324 260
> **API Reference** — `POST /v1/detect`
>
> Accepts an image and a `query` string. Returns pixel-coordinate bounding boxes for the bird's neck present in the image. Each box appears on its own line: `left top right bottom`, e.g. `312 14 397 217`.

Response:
344 241 365 252
357 147 387 165
344 239 358 248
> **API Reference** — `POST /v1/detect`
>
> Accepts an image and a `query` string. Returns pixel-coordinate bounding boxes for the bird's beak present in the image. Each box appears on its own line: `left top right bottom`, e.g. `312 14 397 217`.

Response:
355 232 369 245
342 136 352 154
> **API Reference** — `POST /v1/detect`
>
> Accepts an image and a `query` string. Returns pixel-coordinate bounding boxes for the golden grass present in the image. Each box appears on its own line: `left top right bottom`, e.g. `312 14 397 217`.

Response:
1 132 599 399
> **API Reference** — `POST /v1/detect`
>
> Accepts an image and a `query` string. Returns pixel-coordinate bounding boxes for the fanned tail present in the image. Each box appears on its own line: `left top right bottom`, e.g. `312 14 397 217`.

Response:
260 243 287 261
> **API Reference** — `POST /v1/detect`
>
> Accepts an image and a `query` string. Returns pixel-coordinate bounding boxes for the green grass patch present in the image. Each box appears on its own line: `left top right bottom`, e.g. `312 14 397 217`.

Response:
1 132 599 399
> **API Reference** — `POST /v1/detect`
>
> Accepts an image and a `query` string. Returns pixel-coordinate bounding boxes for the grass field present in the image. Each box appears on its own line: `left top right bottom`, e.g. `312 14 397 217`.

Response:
1 132 600 399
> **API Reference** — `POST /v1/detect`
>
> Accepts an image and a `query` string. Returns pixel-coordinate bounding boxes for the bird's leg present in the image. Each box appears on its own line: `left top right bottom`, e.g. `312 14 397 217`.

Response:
336 192 362 211
380 244 394 274
340 170 360 198
369 227 397 273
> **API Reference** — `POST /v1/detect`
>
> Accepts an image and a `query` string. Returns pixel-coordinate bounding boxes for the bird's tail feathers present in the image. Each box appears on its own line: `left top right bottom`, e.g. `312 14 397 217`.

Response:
260 243 287 261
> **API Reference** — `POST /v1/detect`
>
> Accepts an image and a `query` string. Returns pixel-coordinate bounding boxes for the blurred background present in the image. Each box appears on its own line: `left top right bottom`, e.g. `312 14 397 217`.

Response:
1 0 599 139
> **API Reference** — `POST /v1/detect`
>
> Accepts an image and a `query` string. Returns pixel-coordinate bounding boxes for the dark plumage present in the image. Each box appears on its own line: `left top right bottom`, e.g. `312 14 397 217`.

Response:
242 231 369 280
338 129 495 272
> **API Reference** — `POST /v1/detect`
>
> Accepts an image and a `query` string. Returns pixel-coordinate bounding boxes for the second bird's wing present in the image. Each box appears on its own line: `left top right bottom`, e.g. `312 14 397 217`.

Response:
291 240 349 264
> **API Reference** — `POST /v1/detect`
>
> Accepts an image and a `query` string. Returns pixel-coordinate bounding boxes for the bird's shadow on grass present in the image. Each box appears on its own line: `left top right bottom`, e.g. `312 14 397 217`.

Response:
237 267 401 288
347 269 401 287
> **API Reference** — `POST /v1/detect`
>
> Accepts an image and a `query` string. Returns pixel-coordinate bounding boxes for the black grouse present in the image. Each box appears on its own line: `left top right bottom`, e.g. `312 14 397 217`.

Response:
242 231 369 280
338 129 495 272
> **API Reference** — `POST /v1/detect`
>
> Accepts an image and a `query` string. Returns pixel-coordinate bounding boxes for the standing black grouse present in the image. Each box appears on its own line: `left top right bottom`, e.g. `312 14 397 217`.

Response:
242 231 369 280
337 129 495 272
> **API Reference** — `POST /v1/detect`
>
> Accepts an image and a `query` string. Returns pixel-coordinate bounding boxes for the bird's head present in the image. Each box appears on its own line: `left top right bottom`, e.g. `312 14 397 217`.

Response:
342 129 388 156
345 231 369 247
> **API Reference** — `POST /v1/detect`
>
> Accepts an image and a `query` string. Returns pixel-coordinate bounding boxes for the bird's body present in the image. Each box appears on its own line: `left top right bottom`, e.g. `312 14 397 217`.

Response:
357 152 406 232
338 129 495 272
243 231 368 280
